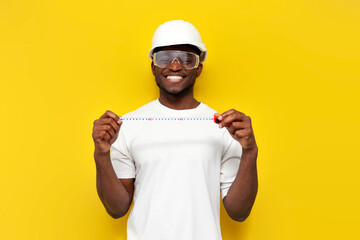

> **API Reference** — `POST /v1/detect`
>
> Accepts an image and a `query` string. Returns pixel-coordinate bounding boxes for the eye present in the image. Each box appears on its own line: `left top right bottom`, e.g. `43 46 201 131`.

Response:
158 59 169 64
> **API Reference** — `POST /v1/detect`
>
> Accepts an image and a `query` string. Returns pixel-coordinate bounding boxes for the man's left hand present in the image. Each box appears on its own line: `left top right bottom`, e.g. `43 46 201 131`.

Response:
215 109 257 150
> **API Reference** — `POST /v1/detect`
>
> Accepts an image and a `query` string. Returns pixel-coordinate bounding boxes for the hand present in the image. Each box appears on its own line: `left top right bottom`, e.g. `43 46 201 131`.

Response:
215 109 257 151
92 110 122 154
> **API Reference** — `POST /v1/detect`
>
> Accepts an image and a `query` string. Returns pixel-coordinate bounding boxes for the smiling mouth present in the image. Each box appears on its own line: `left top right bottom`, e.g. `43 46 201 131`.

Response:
166 75 184 83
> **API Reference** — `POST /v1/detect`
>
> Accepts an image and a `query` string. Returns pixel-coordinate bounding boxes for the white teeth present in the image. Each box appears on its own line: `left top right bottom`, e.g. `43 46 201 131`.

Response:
167 76 183 80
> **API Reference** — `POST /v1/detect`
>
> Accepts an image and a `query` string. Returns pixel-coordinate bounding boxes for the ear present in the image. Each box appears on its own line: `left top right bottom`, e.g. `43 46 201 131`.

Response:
151 61 156 76
196 63 203 78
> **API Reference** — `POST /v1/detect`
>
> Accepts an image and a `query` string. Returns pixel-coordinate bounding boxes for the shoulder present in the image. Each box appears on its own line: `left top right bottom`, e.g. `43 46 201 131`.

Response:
122 100 158 118
193 101 220 119
119 100 159 136
200 102 218 115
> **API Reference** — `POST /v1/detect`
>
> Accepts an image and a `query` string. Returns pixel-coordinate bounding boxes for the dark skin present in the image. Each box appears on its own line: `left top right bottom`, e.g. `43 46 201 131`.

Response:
151 44 203 110
92 44 258 221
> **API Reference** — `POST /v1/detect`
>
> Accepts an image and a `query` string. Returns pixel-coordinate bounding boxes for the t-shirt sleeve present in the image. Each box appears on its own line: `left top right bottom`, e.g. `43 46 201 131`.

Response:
220 131 242 199
110 128 136 179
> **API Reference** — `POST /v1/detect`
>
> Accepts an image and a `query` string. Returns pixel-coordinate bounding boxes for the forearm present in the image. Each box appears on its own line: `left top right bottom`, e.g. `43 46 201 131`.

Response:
94 151 131 218
223 146 258 221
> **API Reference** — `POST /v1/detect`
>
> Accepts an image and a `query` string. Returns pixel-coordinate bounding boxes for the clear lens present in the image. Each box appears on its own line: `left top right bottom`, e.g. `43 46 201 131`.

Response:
153 51 199 69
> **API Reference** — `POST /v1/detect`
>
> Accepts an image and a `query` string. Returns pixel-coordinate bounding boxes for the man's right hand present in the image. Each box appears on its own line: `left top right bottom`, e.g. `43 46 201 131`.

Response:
92 110 122 155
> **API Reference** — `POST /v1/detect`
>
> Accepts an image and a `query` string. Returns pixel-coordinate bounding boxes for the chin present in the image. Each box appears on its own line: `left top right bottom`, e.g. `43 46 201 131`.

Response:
158 84 194 97
155 75 196 97
160 86 184 96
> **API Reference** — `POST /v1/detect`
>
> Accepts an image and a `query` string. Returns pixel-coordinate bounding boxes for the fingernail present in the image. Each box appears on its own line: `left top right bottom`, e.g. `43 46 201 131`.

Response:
219 115 223 120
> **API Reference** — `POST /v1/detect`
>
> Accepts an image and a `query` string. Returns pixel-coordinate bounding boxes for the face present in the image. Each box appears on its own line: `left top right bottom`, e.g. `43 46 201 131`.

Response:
151 45 203 97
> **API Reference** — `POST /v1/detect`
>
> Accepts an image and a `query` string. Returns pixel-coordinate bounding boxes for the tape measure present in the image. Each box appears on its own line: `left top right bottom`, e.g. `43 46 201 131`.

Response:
120 115 229 126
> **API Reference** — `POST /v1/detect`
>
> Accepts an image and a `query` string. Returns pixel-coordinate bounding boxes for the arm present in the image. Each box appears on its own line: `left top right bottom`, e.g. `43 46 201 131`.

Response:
92 110 134 219
95 151 134 219
217 110 258 222
223 147 258 222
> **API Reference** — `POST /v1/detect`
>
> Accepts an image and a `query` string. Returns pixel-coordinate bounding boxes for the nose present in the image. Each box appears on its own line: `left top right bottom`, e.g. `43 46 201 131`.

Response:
168 58 183 71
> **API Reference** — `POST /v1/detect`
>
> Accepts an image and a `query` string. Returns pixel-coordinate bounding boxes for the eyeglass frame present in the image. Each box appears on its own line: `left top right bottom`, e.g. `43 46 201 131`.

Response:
152 50 200 70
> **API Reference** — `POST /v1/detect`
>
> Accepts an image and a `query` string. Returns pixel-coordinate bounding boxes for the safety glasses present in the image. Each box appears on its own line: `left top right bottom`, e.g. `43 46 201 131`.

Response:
153 50 200 70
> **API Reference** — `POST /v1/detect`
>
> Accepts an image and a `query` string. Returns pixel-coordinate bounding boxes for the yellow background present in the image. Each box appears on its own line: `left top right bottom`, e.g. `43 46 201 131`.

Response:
1 0 359 239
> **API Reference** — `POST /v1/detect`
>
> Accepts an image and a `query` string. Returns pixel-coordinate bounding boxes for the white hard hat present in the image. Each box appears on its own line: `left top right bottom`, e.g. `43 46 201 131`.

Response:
148 20 207 62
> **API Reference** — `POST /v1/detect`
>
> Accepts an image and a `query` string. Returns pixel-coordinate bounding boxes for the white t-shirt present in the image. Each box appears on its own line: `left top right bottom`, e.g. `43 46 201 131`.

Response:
110 99 242 240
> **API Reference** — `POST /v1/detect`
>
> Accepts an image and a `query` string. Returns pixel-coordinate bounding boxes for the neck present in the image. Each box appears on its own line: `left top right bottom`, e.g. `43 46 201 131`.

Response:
158 91 200 110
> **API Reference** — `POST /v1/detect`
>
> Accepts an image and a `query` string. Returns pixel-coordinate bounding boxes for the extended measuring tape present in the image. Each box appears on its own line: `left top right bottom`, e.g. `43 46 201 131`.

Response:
120 115 230 126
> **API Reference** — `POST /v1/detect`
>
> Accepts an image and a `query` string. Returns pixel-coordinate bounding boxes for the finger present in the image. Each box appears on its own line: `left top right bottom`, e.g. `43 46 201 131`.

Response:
105 118 121 133
94 130 112 141
221 109 247 120
225 121 250 135
234 129 252 139
220 110 248 127
99 110 121 124
219 112 244 128
230 121 251 130
225 124 236 135
101 130 112 141
97 118 121 134
93 130 104 141
220 114 235 128
220 109 238 119
97 125 116 139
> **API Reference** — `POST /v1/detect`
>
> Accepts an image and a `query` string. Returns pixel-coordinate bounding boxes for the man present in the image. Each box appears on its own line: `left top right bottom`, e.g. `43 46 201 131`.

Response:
92 20 258 240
